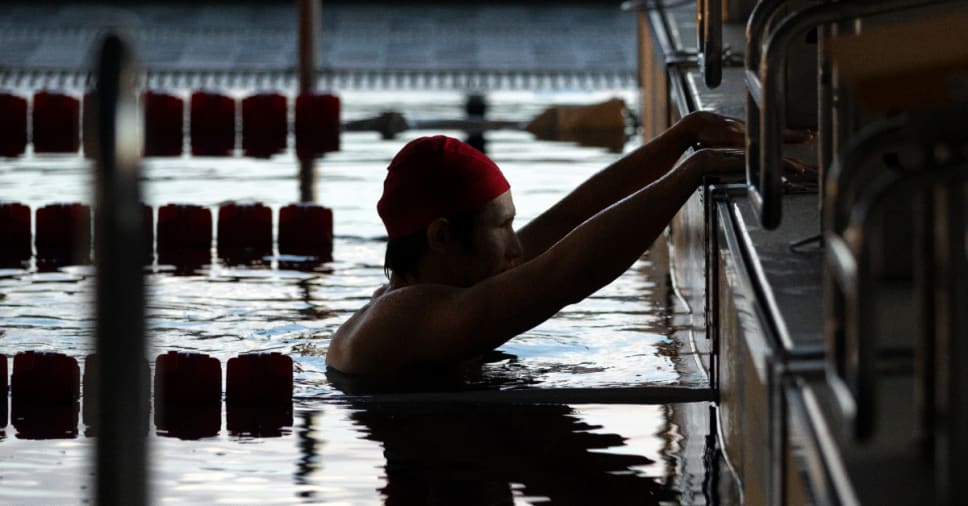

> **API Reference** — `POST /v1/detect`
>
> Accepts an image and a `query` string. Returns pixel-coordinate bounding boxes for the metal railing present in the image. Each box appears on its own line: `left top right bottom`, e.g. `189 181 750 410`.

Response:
698 0 723 86
823 105 968 503
744 0 950 229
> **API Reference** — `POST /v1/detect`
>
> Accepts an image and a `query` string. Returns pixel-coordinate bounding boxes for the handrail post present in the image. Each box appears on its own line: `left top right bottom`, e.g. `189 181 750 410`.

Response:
699 0 722 87
743 0 788 228
934 173 968 503
93 32 148 506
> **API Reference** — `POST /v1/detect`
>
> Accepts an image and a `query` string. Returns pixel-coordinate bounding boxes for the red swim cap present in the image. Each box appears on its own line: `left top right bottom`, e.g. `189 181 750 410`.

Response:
378 136 510 239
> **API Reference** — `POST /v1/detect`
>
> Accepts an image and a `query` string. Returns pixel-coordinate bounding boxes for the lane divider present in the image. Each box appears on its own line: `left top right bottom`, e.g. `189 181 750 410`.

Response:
0 352 295 440
0 90 341 158
157 203 213 268
190 91 236 157
242 92 287 158
227 353 293 404
1 201 332 269
154 351 222 439
0 92 28 157
11 351 80 440
142 204 155 264
0 202 31 267
32 91 81 154
35 203 91 268
143 91 184 157
11 352 80 402
295 92 340 160
217 202 273 265
0 354 6 430
279 203 334 262
226 353 294 437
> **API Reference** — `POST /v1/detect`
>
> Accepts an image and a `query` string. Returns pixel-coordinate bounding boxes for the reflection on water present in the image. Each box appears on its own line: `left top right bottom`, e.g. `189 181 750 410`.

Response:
0 90 697 503
295 410 323 501
348 402 678 505
0 402 676 503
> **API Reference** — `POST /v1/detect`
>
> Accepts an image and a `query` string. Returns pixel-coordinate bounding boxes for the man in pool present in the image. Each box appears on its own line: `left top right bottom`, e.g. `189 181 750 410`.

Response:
326 111 804 389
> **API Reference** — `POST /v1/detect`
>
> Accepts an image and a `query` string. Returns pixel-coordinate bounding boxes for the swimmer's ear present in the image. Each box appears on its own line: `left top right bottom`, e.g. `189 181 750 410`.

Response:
426 217 452 253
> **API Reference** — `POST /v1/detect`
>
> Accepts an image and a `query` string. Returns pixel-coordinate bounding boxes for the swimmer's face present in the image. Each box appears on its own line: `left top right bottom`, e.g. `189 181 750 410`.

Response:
455 191 522 286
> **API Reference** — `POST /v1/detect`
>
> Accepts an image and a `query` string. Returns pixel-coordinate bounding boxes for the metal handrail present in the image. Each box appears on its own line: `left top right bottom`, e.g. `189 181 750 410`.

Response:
698 0 722 86
824 102 968 466
834 170 912 440
92 32 148 506
756 0 951 228
836 162 967 439
823 116 908 235
745 0 788 68
742 0 791 229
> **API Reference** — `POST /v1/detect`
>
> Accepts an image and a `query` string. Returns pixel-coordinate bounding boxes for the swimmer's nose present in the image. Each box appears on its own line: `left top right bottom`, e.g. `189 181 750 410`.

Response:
506 233 523 266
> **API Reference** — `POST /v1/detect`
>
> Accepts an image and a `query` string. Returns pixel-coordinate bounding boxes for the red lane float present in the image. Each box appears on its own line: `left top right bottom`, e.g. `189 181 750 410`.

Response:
226 353 293 404
242 92 287 158
0 93 28 157
33 91 80 153
144 91 185 157
190 91 236 156
278 203 333 262
154 351 221 439
226 353 293 437
295 92 340 160
217 202 272 264
0 354 6 428
35 203 92 267
143 204 154 264
11 352 80 439
81 353 97 429
157 204 212 268
12 351 80 401
0 202 31 267
154 351 221 403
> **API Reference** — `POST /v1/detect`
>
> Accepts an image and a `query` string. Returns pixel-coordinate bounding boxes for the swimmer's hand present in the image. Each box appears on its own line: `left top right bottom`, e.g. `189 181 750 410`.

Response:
684 148 816 178
685 148 745 176
682 111 814 149
781 157 818 177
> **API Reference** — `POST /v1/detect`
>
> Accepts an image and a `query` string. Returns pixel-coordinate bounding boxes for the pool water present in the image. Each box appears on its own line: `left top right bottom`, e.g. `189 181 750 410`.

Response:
0 90 696 504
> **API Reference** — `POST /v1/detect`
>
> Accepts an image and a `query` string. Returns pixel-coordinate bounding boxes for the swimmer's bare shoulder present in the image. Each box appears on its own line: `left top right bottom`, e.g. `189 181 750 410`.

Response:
326 283 464 377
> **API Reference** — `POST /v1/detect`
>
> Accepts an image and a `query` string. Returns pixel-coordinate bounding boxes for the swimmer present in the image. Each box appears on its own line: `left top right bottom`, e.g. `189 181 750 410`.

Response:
326 111 808 387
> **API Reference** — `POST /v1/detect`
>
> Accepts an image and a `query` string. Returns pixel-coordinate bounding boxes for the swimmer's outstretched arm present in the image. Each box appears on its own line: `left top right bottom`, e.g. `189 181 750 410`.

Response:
517 111 746 260
382 148 748 364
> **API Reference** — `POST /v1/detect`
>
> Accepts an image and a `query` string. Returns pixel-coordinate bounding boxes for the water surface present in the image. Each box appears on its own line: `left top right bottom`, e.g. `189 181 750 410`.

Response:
0 90 695 504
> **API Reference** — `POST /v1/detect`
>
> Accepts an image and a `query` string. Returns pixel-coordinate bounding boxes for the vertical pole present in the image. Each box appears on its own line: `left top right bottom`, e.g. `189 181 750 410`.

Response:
93 33 148 506
913 182 936 456
816 23 832 217
298 0 320 95
298 0 321 203
935 177 968 505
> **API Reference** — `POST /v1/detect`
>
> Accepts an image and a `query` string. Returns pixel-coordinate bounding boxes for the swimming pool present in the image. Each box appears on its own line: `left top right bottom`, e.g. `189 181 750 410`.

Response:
0 89 700 504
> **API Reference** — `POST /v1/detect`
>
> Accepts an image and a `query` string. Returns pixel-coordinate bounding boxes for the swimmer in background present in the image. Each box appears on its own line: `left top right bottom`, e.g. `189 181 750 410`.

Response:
326 111 811 391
